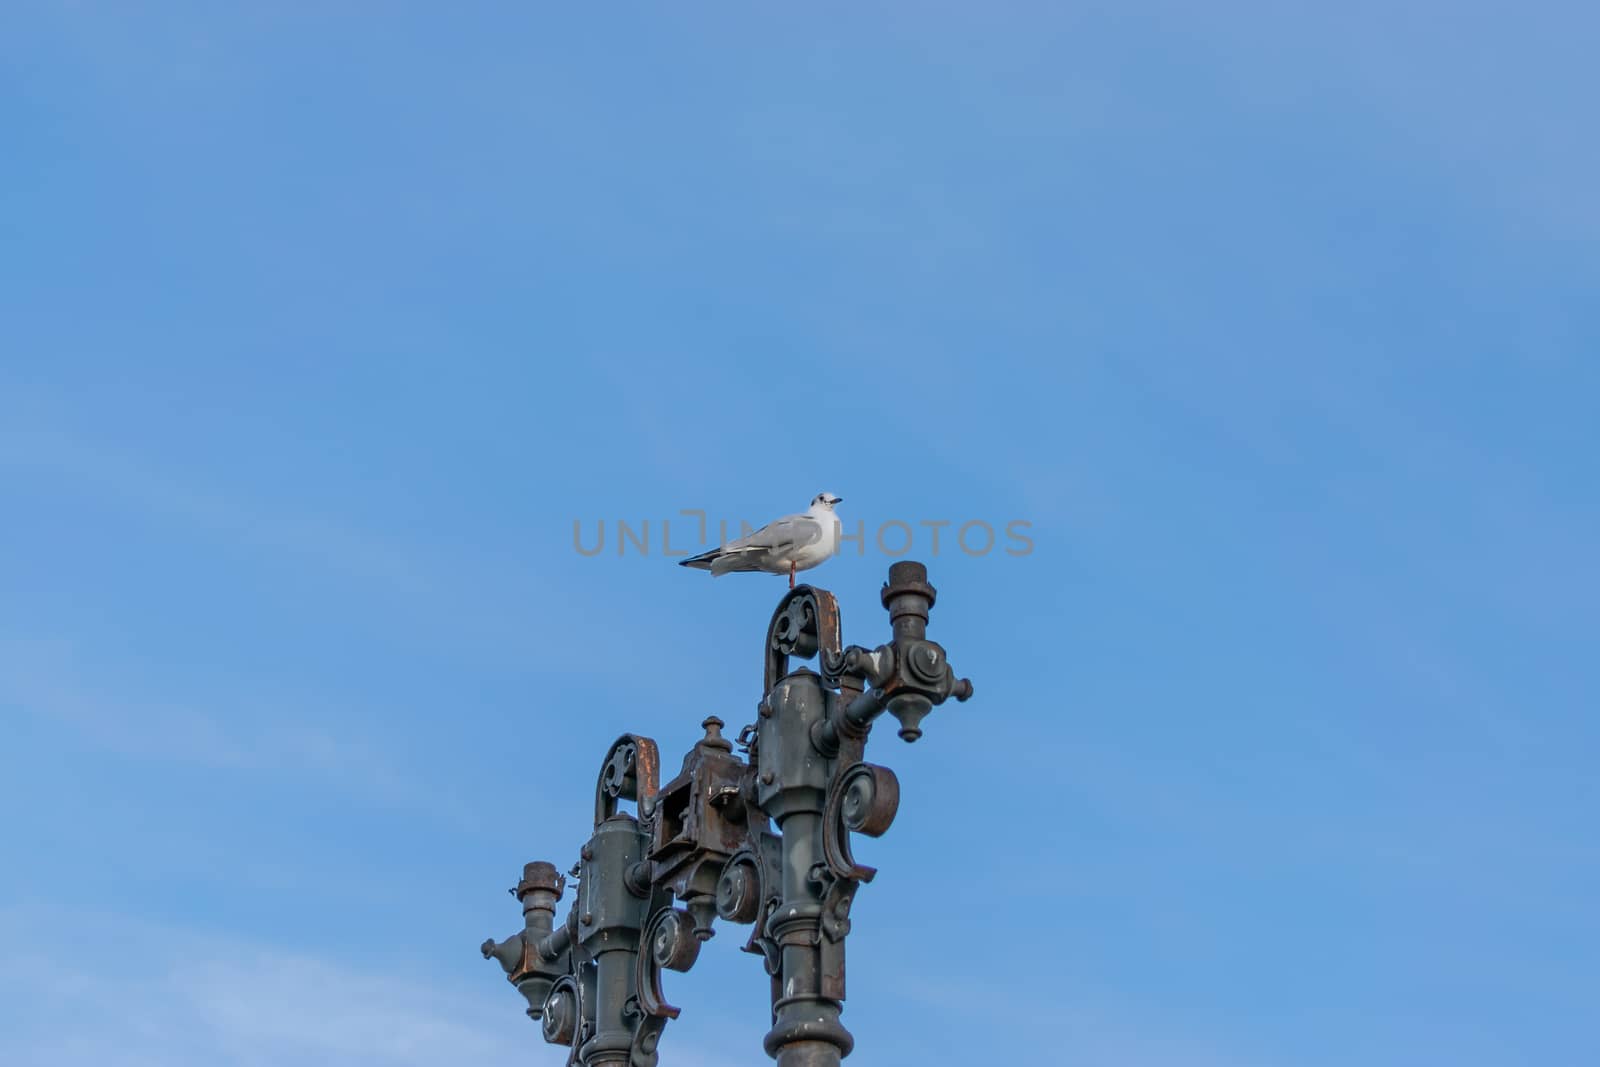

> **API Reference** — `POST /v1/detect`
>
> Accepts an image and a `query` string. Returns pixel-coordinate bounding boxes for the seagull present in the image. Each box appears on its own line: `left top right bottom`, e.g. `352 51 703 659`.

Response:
680 493 844 589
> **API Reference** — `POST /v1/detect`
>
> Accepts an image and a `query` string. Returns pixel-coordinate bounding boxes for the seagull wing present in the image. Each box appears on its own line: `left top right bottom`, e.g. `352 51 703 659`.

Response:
728 514 823 553
679 511 829 575
702 514 822 574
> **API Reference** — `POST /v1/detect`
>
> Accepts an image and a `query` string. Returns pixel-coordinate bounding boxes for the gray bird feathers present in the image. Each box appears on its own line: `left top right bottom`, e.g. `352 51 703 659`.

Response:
680 493 843 579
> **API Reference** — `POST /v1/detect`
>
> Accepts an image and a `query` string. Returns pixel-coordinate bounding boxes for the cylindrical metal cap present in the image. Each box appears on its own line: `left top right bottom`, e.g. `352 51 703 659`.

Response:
881 561 936 640
517 861 564 899
880 561 936 608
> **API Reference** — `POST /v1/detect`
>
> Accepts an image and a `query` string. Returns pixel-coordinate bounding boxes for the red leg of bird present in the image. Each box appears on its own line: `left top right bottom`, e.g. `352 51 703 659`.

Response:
789 561 796 589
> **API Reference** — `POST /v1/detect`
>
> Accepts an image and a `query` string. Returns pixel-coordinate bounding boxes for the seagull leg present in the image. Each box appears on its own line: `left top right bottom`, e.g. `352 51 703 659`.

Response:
789 561 796 589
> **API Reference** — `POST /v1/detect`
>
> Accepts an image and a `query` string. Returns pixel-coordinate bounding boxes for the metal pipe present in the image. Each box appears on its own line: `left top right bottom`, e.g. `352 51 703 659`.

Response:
583 947 636 1066
842 687 885 730
536 921 571 962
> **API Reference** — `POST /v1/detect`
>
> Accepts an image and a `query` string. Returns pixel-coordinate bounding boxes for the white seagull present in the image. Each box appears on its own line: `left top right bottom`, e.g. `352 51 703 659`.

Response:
680 493 844 588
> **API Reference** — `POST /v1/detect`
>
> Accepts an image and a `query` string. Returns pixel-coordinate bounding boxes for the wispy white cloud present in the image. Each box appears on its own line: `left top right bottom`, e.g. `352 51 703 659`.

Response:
0 424 417 589
0 908 752 1067
0 422 619 676
3 635 307 768
883 963 1264 1067
0 910 526 1066
0 634 483 830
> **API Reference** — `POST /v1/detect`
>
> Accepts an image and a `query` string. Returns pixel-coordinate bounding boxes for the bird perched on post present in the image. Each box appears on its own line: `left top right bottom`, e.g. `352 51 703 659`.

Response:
679 493 844 589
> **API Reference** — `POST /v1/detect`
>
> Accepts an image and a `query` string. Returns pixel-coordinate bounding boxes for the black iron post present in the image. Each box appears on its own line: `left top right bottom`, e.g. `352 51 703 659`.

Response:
482 561 973 1066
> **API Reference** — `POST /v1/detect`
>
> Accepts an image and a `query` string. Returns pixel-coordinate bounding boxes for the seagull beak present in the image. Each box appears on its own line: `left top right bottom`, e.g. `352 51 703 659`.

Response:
831 496 843 504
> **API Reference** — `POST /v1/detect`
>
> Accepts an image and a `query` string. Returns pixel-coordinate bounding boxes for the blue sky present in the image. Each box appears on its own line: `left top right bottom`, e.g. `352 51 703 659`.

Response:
2 3 1597 1065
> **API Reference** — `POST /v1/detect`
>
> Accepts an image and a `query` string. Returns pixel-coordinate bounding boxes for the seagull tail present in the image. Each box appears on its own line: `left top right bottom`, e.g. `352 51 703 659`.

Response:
679 548 719 571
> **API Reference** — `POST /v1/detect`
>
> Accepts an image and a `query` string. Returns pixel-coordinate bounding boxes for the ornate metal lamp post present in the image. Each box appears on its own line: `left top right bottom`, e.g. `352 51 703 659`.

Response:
482 561 974 1066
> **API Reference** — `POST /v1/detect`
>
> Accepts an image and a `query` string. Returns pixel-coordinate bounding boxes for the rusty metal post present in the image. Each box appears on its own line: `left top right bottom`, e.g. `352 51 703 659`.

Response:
481 860 572 1022
481 561 973 1066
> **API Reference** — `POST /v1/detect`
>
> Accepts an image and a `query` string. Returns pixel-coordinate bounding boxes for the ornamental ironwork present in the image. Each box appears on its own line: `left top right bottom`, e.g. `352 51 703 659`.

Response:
481 560 974 1067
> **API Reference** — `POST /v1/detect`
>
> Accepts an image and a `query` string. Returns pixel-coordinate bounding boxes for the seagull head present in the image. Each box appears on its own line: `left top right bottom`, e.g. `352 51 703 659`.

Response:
810 492 843 512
